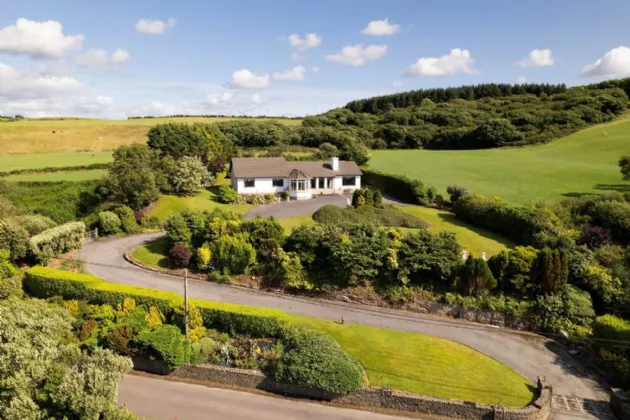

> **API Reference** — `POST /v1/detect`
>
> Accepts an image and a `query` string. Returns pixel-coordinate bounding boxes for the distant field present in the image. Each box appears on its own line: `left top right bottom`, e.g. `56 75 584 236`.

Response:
3 170 107 182
0 151 113 171
0 117 302 154
370 115 630 205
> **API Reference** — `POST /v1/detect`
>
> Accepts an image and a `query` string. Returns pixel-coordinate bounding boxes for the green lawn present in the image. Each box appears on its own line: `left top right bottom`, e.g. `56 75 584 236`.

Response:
149 188 255 221
293 316 533 407
3 170 107 182
131 238 169 268
0 151 113 171
277 214 316 231
396 205 513 256
369 115 630 205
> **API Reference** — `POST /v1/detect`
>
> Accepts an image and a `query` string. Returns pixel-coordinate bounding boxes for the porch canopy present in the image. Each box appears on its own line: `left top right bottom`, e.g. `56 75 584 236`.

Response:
288 169 311 192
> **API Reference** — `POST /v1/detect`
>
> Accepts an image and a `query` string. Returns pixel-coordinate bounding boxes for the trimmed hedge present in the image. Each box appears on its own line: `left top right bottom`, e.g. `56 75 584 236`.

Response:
23 267 290 338
361 168 431 205
313 204 428 229
29 221 85 264
0 162 111 177
271 330 364 395
593 314 630 350
453 194 563 244
135 324 192 370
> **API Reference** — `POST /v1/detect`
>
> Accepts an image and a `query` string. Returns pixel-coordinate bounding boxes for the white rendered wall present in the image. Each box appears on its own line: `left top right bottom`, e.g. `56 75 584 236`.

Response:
235 178 286 194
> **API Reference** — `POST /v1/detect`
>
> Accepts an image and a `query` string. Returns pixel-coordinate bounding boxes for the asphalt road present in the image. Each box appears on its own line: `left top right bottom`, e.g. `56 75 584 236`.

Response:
81 234 608 403
243 194 349 220
118 374 416 420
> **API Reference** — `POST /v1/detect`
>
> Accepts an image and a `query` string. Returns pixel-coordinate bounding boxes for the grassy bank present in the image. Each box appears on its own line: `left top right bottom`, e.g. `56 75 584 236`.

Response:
3 170 108 182
369 115 630 205
148 188 255 221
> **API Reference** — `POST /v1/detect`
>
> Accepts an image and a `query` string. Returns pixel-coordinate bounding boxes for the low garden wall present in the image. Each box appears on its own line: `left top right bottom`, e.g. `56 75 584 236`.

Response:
134 359 552 420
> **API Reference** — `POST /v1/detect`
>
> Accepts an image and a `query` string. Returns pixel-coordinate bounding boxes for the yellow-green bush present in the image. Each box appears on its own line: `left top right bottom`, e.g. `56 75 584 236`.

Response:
23 267 289 337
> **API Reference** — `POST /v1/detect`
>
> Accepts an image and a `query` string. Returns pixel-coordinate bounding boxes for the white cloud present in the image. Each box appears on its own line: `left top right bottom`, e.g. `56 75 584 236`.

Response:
517 49 554 68
361 18 401 36
517 76 527 84
288 33 322 51
0 62 82 98
0 18 84 58
291 52 300 61
393 80 402 87
76 48 130 68
229 69 270 89
405 48 475 76
326 44 388 66
0 95 115 119
135 18 176 35
273 65 305 81
206 91 235 105
312 66 320 74
580 46 630 77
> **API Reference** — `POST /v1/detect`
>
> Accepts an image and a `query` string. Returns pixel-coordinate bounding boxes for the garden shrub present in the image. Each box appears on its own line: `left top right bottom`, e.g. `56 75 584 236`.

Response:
105 325 134 356
190 337 218 365
8 214 57 236
145 305 166 329
271 330 364 395
141 216 161 229
23 267 290 338
233 193 276 205
99 211 122 235
168 243 191 268
0 218 29 260
29 221 86 264
164 214 192 246
114 206 139 234
241 217 285 258
196 246 212 271
211 234 256 275
361 168 431 205
135 324 192 370
593 314 630 349
217 184 237 203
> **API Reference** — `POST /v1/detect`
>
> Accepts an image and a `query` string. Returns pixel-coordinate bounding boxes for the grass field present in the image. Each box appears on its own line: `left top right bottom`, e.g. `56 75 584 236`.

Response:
131 238 169 268
149 188 254 221
3 170 107 182
0 117 301 155
277 214 316 231
370 115 630 205
0 151 113 171
397 205 513 256
293 316 533 406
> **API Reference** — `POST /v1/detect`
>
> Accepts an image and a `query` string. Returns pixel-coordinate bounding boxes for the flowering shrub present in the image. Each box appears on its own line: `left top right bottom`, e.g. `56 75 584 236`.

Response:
29 221 86 264
168 243 191 268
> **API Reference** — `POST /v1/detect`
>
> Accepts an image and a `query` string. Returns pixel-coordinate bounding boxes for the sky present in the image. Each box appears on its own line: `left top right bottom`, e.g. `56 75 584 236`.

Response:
1 0 630 119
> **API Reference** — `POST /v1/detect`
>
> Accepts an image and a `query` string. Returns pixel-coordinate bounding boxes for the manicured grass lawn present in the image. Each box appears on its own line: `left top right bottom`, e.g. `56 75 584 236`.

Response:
3 170 107 182
277 214 316 231
396 205 514 256
149 188 255 221
131 238 169 268
0 151 113 171
292 316 533 407
0 117 302 154
369 115 630 205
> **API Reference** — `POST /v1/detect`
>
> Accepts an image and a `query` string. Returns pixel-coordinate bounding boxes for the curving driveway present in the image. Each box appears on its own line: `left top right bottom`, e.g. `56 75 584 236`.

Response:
244 194 349 220
81 234 608 408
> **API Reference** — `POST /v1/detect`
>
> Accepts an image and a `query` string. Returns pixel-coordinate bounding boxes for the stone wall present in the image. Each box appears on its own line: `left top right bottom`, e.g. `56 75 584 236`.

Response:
134 359 552 420
610 389 630 420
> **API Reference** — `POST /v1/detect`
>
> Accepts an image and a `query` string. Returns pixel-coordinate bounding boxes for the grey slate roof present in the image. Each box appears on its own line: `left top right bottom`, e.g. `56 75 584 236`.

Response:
231 157 363 179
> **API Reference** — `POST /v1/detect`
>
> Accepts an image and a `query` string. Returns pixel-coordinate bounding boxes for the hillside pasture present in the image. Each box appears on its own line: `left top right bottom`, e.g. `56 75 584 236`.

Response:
3 170 107 182
369 116 630 205
0 117 301 154
0 151 113 171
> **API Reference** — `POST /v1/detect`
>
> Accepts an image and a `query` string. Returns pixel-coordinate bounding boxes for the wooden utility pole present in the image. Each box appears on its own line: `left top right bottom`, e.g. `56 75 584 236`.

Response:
184 268 189 340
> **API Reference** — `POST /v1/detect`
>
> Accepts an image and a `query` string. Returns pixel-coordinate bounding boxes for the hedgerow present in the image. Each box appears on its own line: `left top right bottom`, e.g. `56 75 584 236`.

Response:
28 221 85 264
361 168 432 205
135 325 192 370
23 267 290 338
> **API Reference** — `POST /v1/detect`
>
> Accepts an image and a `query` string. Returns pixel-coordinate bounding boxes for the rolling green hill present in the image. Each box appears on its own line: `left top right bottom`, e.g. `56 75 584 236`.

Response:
370 115 630 205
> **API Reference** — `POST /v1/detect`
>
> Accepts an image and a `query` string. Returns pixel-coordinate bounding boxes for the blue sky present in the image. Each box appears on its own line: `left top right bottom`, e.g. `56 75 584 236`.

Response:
1 0 629 118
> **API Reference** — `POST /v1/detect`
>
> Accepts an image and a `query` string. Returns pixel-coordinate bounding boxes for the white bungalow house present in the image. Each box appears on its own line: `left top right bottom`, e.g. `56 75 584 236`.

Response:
230 156 362 200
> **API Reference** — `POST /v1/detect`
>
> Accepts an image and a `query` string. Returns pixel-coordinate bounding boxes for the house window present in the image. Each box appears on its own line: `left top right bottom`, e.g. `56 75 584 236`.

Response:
272 178 284 187
342 177 356 186
318 178 326 189
244 179 255 187
311 178 317 189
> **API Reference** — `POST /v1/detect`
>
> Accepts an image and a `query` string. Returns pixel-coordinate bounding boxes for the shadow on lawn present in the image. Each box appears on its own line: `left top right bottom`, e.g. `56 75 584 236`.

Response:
365 367 536 404
594 183 630 193
144 239 169 268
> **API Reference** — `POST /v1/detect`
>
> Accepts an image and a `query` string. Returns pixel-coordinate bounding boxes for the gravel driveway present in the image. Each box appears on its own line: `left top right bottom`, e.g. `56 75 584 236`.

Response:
244 194 349 220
